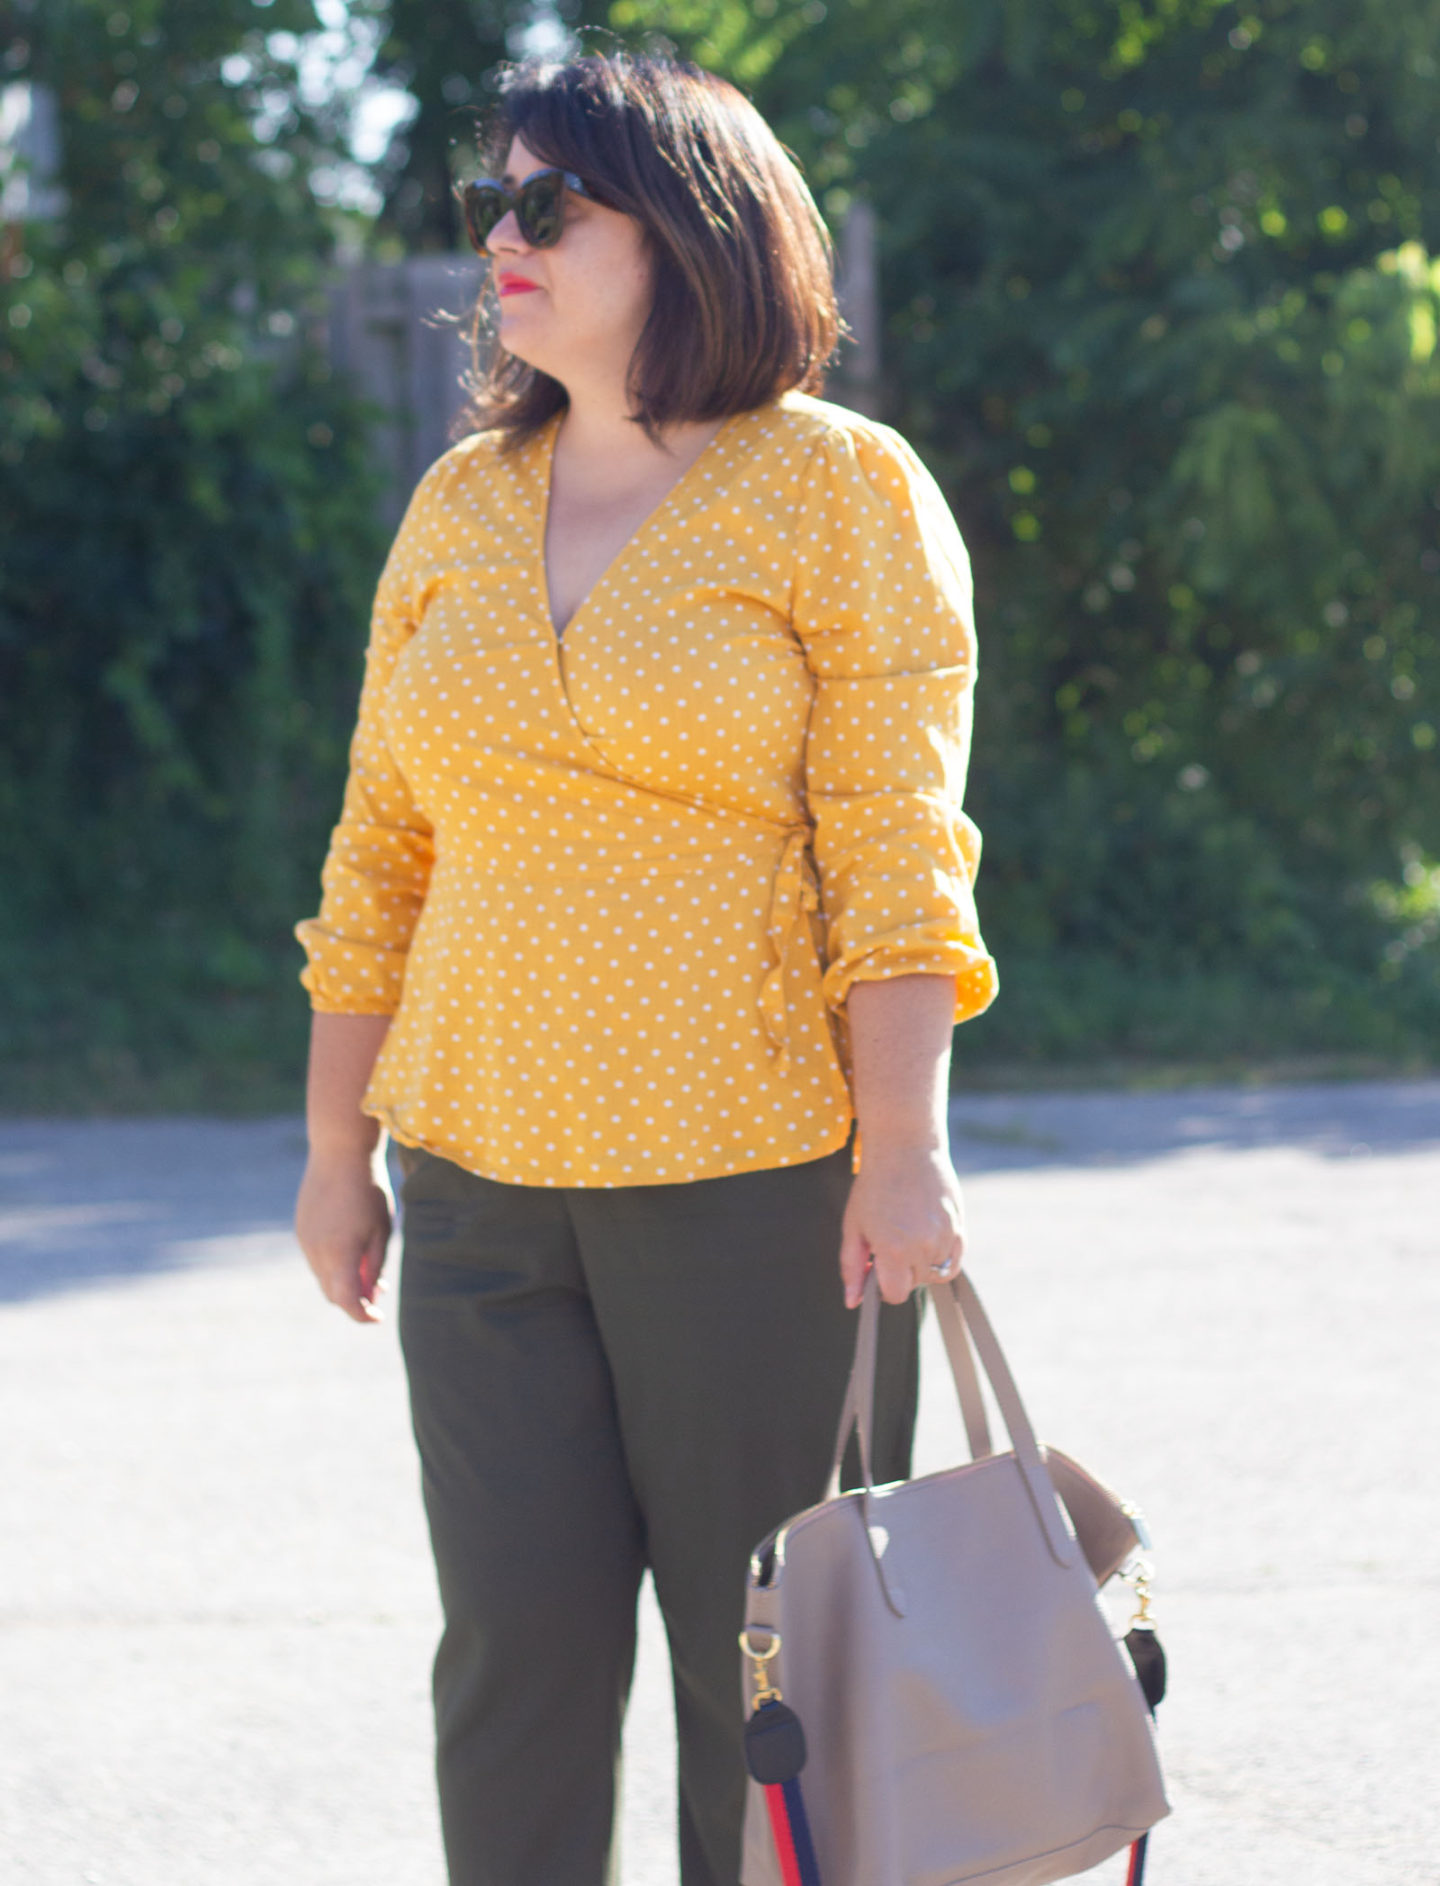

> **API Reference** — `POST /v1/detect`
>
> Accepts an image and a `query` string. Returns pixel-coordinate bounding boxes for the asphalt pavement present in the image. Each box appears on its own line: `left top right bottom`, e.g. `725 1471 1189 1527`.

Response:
1 1079 1437 1885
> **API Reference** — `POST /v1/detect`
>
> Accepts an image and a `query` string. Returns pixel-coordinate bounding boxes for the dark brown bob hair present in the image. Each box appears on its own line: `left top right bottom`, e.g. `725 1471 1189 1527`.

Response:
463 52 841 448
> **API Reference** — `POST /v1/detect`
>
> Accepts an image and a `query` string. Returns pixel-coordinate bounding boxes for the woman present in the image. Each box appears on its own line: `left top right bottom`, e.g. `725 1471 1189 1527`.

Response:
294 50 997 1886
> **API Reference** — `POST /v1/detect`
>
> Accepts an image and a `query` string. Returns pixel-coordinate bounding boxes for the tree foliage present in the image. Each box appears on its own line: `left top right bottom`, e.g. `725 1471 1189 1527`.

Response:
0 0 385 1098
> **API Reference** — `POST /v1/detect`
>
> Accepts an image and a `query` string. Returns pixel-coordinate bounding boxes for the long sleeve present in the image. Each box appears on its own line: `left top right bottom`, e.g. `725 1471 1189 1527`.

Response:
295 474 439 1015
792 420 999 1024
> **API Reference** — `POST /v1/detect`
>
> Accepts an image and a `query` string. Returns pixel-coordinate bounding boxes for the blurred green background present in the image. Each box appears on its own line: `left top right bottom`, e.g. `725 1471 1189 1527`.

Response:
3 0 1439 1110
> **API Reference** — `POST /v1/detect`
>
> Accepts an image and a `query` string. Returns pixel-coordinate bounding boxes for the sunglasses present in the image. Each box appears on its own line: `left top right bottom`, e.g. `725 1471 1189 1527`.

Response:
461 167 597 254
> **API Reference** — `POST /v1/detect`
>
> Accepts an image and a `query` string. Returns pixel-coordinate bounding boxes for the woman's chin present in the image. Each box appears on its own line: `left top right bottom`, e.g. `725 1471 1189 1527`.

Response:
496 303 549 359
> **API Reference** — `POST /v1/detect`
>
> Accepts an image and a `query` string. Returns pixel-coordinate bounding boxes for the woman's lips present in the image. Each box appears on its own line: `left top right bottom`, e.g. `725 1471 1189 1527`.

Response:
497 277 540 296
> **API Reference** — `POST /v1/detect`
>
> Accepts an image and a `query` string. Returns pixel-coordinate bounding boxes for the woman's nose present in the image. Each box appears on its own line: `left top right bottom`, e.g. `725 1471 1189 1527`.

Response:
484 209 528 256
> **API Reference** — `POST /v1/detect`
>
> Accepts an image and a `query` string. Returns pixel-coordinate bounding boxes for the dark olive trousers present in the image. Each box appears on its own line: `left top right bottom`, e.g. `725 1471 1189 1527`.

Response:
396 1145 919 1886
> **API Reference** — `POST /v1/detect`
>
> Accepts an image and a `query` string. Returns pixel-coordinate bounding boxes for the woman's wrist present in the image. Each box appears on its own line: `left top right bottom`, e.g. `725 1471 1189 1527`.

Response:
306 1122 384 1168
857 1124 950 1158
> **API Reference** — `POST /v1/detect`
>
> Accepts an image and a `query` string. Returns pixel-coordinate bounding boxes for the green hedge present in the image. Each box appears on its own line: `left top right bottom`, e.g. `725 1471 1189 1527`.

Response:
0 0 386 1108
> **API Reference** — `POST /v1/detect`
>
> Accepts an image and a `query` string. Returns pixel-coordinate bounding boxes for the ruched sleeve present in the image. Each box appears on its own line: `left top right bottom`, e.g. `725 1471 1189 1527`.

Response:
792 421 999 1025
294 472 439 1015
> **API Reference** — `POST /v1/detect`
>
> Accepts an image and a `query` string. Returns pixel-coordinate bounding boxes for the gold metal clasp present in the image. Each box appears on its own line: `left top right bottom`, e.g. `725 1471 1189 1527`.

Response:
1120 1554 1156 1631
739 1629 783 1711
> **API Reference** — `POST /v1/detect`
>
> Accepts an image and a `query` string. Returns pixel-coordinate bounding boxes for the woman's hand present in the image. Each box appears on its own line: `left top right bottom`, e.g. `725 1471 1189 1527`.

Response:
295 1148 393 1323
839 1142 966 1308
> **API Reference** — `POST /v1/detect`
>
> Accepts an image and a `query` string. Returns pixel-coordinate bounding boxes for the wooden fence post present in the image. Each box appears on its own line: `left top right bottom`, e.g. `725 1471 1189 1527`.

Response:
832 200 882 417
327 256 484 527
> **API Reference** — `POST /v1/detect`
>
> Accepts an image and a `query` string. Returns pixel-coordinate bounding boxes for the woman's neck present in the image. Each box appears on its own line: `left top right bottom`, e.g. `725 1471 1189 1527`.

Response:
553 376 719 491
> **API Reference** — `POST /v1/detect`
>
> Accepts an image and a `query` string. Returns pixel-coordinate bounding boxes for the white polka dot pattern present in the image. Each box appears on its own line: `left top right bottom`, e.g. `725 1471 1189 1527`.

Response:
295 390 998 1187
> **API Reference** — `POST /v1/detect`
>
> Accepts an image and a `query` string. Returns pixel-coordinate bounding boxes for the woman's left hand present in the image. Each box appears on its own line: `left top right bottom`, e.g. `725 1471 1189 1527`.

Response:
839 1140 966 1308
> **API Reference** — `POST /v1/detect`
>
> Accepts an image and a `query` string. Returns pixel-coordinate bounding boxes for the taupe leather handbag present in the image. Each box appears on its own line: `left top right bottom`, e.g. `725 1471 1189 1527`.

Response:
739 1272 1170 1886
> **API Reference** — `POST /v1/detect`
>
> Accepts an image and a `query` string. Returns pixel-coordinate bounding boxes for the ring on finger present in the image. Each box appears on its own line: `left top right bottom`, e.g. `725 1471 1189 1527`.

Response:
929 1252 959 1279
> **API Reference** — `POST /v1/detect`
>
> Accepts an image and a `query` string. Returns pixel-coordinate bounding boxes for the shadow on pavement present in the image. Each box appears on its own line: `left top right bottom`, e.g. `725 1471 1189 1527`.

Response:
3 1080 1438 1302
948 1078 1440 1172
0 1118 311 1304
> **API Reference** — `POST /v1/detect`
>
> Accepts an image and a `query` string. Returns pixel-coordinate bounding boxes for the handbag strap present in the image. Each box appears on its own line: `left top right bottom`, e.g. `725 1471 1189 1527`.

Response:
929 1277 993 1459
825 1272 881 1499
952 1275 1078 1570
825 1276 908 1614
825 1273 991 1501
828 1271 1079 1583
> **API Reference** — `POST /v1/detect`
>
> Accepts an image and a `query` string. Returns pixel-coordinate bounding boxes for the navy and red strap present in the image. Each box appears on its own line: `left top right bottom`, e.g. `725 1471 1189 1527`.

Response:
744 1695 824 1886
761 1772 823 1886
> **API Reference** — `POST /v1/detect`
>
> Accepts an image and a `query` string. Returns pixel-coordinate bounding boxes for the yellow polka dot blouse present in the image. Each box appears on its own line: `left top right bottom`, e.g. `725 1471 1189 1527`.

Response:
297 390 998 1187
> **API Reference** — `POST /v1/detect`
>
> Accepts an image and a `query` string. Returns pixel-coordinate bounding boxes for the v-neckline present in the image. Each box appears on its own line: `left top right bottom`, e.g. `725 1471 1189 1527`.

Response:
535 405 750 645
